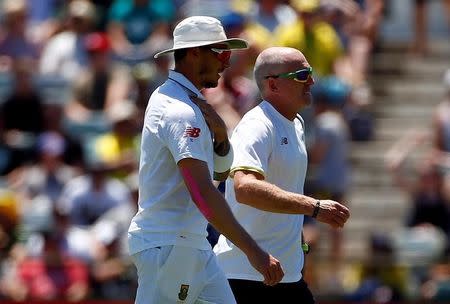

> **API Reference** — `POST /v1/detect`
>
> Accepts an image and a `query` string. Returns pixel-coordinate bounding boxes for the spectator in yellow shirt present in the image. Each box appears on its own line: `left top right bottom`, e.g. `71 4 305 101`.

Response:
274 0 344 77
90 101 140 179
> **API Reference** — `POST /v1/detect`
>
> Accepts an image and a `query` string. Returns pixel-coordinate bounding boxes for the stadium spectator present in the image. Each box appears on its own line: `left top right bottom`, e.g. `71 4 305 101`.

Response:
0 59 44 136
89 220 136 300
321 0 384 86
306 76 352 261
274 0 344 77
0 201 90 301
420 259 450 301
26 0 65 45
64 31 133 125
106 0 175 65
7 132 80 236
0 58 45 171
0 0 40 70
248 0 297 33
411 0 450 56
89 100 140 179
12 229 89 301
385 130 450 256
56 156 133 228
344 233 408 302
39 0 96 81
41 102 84 168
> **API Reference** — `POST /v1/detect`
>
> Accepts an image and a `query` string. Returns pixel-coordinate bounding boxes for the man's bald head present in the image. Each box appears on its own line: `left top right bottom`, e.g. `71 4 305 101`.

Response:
254 47 308 93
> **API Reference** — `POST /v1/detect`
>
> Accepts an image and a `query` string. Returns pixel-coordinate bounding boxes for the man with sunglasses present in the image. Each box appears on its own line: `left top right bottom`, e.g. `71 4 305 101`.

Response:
127 16 284 304
214 47 350 303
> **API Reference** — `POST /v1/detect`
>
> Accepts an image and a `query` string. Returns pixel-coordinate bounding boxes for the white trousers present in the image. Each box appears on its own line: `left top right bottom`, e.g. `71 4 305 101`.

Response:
131 245 236 304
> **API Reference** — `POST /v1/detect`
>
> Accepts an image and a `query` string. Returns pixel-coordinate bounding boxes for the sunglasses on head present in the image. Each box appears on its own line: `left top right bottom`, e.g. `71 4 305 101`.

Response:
265 67 313 83
207 47 232 63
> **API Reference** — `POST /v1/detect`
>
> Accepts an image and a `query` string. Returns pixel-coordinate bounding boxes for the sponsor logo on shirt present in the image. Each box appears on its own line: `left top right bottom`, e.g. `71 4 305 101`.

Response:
184 127 201 138
281 137 288 145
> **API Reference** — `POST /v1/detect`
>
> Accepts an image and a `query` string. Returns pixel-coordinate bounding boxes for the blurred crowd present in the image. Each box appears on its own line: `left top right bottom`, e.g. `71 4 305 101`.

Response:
0 0 448 302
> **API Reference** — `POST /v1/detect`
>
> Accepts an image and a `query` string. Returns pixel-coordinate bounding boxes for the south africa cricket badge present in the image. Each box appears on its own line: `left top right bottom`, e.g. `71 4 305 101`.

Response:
178 284 189 301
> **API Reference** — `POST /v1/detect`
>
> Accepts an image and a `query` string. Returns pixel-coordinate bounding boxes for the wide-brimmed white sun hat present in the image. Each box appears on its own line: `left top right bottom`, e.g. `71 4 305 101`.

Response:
154 16 248 58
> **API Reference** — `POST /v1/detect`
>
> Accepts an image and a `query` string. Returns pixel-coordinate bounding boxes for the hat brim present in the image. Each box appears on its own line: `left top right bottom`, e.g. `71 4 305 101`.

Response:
154 38 248 58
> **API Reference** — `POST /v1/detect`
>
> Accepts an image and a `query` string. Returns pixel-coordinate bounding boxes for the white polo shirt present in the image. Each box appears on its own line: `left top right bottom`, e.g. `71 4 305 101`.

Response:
214 100 308 283
128 70 214 254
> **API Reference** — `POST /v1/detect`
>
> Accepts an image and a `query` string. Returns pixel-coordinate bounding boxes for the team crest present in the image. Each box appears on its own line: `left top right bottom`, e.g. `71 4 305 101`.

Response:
178 284 189 301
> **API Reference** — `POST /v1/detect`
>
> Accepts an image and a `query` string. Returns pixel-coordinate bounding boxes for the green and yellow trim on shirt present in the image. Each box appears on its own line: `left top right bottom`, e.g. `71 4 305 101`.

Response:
229 166 265 178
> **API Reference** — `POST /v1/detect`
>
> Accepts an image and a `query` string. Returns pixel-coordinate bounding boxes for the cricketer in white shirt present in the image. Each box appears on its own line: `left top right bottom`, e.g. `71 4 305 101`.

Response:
128 70 213 254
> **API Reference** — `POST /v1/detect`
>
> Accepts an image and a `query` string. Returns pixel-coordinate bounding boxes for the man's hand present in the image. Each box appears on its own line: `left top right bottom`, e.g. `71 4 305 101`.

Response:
190 96 228 146
246 247 284 286
314 200 350 228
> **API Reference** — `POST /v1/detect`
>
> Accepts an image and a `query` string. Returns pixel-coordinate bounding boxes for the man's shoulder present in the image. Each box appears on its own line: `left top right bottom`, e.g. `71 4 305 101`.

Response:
149 86 198 123
233 105 274 137
240 104 272 125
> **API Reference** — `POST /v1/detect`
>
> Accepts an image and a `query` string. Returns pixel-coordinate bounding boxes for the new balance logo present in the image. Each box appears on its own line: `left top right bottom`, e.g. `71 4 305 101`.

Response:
281 137 288 145
184 127 201 138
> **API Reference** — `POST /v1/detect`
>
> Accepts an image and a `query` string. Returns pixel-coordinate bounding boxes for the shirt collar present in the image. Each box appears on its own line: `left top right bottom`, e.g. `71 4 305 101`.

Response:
261 100 295 125
168 70 206 100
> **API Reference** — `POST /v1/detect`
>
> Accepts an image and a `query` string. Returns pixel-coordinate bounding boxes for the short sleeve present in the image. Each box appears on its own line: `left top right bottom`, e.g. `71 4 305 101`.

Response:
229 118 272 177
162 103 210 164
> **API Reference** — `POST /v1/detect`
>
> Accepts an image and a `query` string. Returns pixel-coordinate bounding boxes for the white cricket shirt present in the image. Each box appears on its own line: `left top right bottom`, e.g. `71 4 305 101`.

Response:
214 100 308 283
128 71 214 254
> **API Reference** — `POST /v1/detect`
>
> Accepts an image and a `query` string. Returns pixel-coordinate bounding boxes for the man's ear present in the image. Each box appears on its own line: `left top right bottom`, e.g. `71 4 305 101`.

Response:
190 47 202 58
268 78 278 92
